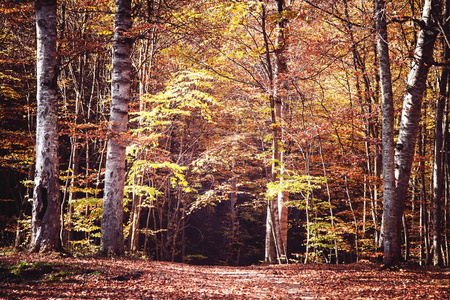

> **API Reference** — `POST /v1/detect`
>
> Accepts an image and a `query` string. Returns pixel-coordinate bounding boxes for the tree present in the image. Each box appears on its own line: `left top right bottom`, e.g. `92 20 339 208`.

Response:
30 0 61 252
375 0 398 267
394 0 442 264
432 0 449 266
262 0 289 264
101 0 133 255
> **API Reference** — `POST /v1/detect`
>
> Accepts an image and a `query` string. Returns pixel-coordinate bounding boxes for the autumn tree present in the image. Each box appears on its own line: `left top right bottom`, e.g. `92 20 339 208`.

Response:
30 0 61 252
101 0 133 255
261 0 289 264
375 0 397 267
431 0 449 267
394 0 442 265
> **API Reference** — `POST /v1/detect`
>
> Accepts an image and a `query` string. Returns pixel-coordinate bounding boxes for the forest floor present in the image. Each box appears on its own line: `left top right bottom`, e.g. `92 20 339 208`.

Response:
0 252 449 299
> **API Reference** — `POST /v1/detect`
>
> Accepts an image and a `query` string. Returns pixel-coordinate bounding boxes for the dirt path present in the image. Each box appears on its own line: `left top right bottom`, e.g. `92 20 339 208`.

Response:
1 253 449 299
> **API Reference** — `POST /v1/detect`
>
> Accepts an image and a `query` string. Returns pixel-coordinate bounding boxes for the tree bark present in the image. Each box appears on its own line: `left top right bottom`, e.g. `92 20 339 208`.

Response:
260 0 287 263
31 0 61 253
130 191 142 252
277 0 289 261
375 0 398 267
432 0 449 266
432 24 449 266
101 0 133 255
263 0 289 264
419 124 432 264
395 0 441 262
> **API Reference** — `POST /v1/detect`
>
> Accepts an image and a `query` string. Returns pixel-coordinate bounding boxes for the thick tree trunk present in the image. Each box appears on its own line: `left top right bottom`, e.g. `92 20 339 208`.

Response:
101 0 133 255
375 0 398 267
31 0 61 253
395 0 441 261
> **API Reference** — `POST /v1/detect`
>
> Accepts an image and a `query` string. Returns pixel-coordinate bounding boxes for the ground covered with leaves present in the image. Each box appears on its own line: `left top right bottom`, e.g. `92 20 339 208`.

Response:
0 253 449 299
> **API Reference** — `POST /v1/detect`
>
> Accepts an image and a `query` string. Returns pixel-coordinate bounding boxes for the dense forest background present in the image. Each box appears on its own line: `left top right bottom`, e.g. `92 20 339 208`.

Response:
1 0 450 266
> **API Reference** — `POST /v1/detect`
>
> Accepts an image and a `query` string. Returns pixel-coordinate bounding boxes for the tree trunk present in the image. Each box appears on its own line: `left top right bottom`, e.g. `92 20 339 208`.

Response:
432 72 445 266
260 0 287 263
444 84 450 266
263 0 290 264
419 124 432 265
318 135 339 263
402 214 410 261
432 2 449 266
31 0 61 253
375 0 398 267
229 157 240 265
64 144 80 250
130 191 142 252
101 0 133 255
394 0 441 262
265 198 285 263
275 0 289 261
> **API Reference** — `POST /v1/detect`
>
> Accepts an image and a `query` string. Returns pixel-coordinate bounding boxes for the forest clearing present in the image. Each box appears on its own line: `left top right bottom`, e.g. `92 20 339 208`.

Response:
1 253 450 299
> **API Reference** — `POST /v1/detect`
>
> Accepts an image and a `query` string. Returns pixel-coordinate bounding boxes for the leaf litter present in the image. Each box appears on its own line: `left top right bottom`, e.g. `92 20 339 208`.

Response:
0 253 449 299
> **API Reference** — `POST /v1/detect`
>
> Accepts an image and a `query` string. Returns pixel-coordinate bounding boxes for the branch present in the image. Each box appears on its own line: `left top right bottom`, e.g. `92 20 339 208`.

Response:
303 0 366 29
389 16 438 33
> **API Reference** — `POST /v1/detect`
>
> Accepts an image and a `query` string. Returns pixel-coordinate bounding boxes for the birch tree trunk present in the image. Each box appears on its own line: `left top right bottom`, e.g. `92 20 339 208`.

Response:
101 0 133 255
394 0 441 262
31 0 61 253
375 0 398 267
